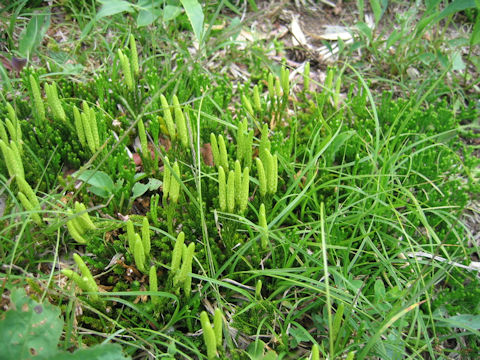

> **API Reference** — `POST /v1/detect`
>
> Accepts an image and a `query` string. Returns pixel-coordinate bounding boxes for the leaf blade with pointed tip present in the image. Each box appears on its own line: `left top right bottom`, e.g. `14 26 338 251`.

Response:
179 0 204 44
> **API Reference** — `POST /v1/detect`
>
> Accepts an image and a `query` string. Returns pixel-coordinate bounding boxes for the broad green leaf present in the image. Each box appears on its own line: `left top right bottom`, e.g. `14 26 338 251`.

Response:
355 22 373 43
246 340 267 359
438 0 477 19
131 182 149 199
370 0 382 24
132 178 162 199
438 314 480 331
471 16 480 46
0 288 130 360
0 62 12 92
146 177 162 191
75 170 115 194
417 0 477 36
289 325 311 346
451 51 466 71
180 0 204 44
136 0 163 26
137 8 162 26
374 279 386 300
18 10 51 59
163 5 182 22
96 0 134 20
0 288 63 360
50 344 130 360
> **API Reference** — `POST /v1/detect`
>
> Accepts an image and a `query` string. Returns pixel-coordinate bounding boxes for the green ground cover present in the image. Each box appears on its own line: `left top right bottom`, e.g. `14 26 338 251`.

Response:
0 1 479 359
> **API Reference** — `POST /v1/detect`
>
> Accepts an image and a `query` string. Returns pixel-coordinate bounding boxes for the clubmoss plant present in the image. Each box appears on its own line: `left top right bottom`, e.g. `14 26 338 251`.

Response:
169 161 181 204
129 34 139 77
17 192 42 225
162 156 171 201
236 118 253 169
148 193 160 227
170 232 194 297
29 74 45 123
210 133 228 171
171 231 185 274
242 94 254 116
226 170 235 213
125 217 150 273
303 61 310 92
149 265 159 305
133 233 146 273
267 73 275 99
118 49 134 91
126 219 135 253
4 103 22 151
255 157 267 198
160 94 176 140
213 308 223 349
141 217 151 255
173 242 195 287
258 203 268 249
252 85 261 112
162 157 182 234
44 82 66 122
218 166 226 211
66 202 96 244
0 140 24 179
255 279 262 300
173 95 189 148
136 118 153 171
200 311 218 360
62 253 99 301
311 344 320 360
280 66 290 96
73 101 101 154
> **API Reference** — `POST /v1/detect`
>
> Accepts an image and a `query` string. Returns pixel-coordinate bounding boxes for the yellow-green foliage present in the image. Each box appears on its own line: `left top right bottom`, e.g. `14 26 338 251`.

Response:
163 159 181 204
133 233 146 273
126 219 135 252
125 217 151 273
29 75 45 122
242 94 254 115
62 253 99 300
172 95 188 148
280 66 290 96
218 162 249 214
210 133 229 171
174 242 194 287
252 85 261 111
200 311 217 360
213 308 223 349
162 156 171 200
259 203 268 249
137 119 148 157
226 170 235 213
129 34 139 76
73 101 100 154
218 166 226 211
256 158 267 197
160 94 175 140
141 217 151 255
66 202 96 244
171 231 185 273
149 265 159 305
303 61 310 92
236 118 253 169
17 192 42 225
44 82 66 122
118 49 133 90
